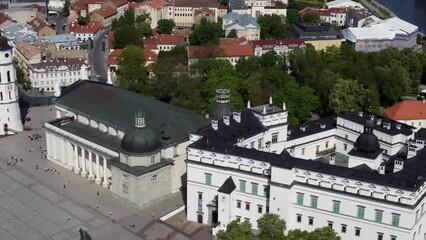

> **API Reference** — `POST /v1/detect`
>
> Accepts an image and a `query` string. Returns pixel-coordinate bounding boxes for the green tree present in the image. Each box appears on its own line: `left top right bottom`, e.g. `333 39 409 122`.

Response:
77 15 90 25
62 0 70 16
112 8 135 30
137 21 152 38
114 26 141 48
116 45 150 95
227 29 238 38
257 14 288 39
157 46 187 65
286 9 299 25
158 19 176 34
302 13 321 23
307 226 341 240
189 18 223 45
257 213 286 240
217 220 258 240
328 79 369 114
286 229 310 240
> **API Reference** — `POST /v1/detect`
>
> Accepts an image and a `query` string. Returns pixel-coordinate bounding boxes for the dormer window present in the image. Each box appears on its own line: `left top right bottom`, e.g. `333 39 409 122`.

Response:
151 156 155 164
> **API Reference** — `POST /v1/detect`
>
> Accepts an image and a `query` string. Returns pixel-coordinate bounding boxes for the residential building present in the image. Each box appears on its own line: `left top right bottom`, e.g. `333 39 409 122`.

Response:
172 0 219 27
107 47 157 71
44 80 208 208
142 34 185 51
68 21 102 42
48 0 65 9
299 7 347 26
289 22 343 50
0 8 43 24
222 12 260 41
90 6 118 28
188 44 253 67
228 0 287 18
194 7 216 24
102 0 128 18
326 0 364 9
384 100 426 129
0 13 14 29
251 38 305 56
0 35 23 135
39 34 81 51
341 17 418 52
107 48 122 71
29 57 87 92
15 42 42 74
1 23 38 47
218 4 227 17
132 0 169 29
186 92 426 240
219 36 247 45
28 17 56 36
69 0 104 18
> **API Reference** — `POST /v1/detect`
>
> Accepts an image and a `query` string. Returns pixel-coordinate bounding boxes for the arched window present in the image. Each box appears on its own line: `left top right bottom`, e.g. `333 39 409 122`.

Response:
7 71 10 82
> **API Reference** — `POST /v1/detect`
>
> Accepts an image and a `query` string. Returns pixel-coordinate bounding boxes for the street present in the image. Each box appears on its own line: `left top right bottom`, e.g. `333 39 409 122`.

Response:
88 28 109 83
47 10 67 34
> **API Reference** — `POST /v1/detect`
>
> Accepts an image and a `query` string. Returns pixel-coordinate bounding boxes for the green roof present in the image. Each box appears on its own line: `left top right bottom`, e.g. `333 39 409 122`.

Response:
55 81 208 147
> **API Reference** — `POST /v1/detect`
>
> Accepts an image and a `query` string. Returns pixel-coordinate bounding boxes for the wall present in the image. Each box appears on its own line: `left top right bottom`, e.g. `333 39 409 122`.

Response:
306 39 342 51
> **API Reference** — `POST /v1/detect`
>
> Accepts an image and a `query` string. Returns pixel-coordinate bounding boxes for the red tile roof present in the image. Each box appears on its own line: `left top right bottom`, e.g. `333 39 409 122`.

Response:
144 0 168 9
219 37 247 45
384 100 426 120
143 34 185 47
194 7 215 16
174 0 217 8
93 6 117 18
0 13 11 25
188 44 253 58
144 46 158 61
218 4 227 9
107 47 157 65
251 38 305 50
109 0 128 7
129 2 141 8
71 0 104 11
69 21 102 33
26 4 46 14
107 49 123 65
299 7 347 17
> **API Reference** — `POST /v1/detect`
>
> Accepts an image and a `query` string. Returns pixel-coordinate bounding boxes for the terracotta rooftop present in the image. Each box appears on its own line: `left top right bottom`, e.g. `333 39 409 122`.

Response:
194 7 215 16
16 42 41 59
129 2 141 8
25 4 46 14
93 6 117 18
218 3 227 9
71 0 104 11
28 17 51 32
69 21 102 33
144 0 168 9
31 57 85 69
108 0 128 7
251 38 305 50
107 48 157 65
174 0 217 8
219 37 247 45
299 7 347 17
384 100 426 120
0 13 11 25
188 44 253 58
143 34 185 47
144 46 158 61
107 49 123 65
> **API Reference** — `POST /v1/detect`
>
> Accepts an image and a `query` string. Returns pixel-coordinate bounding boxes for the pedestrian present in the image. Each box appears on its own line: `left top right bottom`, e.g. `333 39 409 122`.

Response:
96 205 99 209
152 211 155 218
36 165 39 169
63 184 66 189
109 211 112 216
20 158 23 162
97 191 99 196
66 216 70 221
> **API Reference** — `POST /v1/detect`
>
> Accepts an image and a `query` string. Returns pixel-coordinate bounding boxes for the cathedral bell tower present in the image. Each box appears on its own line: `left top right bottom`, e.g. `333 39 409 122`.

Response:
0 36 23 135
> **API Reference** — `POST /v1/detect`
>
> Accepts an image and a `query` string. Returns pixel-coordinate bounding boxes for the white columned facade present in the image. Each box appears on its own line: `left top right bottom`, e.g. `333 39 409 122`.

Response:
74 145 81 174
61 138 67 165
88 151 94 180
81 148 88 177
46 132 52 159
95 154 102 184
67 141 74 167
102 156 109 188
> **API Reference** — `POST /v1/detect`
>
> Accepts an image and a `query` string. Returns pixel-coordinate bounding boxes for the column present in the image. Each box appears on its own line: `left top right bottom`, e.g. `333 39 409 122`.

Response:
74 145 81 174
88 151 94 180
68 142 74 167
81 148 88 177
95 154 102 184
61 139 67 165
102 157 109 188
46 132 52 159
51 134 57 160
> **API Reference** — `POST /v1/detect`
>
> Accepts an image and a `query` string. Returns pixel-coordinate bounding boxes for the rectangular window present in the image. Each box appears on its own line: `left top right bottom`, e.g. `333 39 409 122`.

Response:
151 156 155 164
257 205 262 214
328 221 333 228
377 233 383 240
245 202 250 211
355 228 361 237
310 196 318 208
344 143 348 151
237 201 241 208
297 193 304 205
251 183 258 195
250 141 255 148
258 138 263 149
357 206 365 219
326 141 329 148
296 214 302 223
333 201 340 213
390 236 396 240
308 217 314 225
239 180 246 192
272 133 278 143
392 214 400 227
341 224 347 233
205 173 212 185
124 156 128 164
236 216 241 222
302 148 305 155
375 210 383 223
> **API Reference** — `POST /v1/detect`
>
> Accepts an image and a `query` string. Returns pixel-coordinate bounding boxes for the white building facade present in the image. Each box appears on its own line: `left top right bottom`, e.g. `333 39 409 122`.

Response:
186 97 426 240
0 36 22 135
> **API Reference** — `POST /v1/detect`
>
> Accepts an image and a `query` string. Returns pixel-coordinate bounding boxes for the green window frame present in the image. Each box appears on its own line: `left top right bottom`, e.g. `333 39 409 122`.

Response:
251 183 258 195
239 180 246 192
357 206 365 219
391 214 400 227
205 174 211 185
310 196 318 208
297 193 304 205
333 201 340 213
375 210 383 223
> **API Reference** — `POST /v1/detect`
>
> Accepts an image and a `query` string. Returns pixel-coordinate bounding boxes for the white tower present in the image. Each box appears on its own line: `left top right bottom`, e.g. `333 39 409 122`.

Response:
0 36 23 135
80 64 89 80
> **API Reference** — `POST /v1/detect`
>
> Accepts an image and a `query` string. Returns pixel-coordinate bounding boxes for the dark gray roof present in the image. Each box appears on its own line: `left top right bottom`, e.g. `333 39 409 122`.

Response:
121 127 161 153
223 12 260 29
289 23 343 40
228 0 247 10
218 176 236 194
56 80 208 147
31 58 85 70
287 116 336 141
207 103 236 120
0 35 11 51
109 157 173 176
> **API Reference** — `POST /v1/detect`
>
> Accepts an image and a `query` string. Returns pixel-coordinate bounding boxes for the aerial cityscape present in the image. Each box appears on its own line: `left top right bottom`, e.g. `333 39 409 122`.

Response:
0 0 425 239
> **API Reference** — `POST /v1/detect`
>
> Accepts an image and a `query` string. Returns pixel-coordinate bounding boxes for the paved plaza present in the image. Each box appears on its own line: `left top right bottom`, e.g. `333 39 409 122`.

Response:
0 105 212 240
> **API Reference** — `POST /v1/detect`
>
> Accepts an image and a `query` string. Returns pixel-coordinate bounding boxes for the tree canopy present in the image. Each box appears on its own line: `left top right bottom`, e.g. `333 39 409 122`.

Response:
257 14 289 39
62 0 70 16
158 19 176 34
189 18 223 45
302 13 321 23
227 29 238 38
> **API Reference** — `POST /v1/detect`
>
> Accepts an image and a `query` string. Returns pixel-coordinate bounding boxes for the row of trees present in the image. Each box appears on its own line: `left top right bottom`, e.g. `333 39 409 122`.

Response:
217 213 341 240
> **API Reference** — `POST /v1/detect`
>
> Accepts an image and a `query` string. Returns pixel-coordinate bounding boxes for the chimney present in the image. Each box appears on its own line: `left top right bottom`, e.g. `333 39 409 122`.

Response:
282 102 286 111
423 99 425 104
233 112 241 123
262 106 266 114
223 115 230 125
393 160 404 173
247 100 251 109
396 124 401 130
215 89 230 104
211 120 218 130
358 111 363 117
378 165 385 175
329 154 335 165
269 96 272 104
